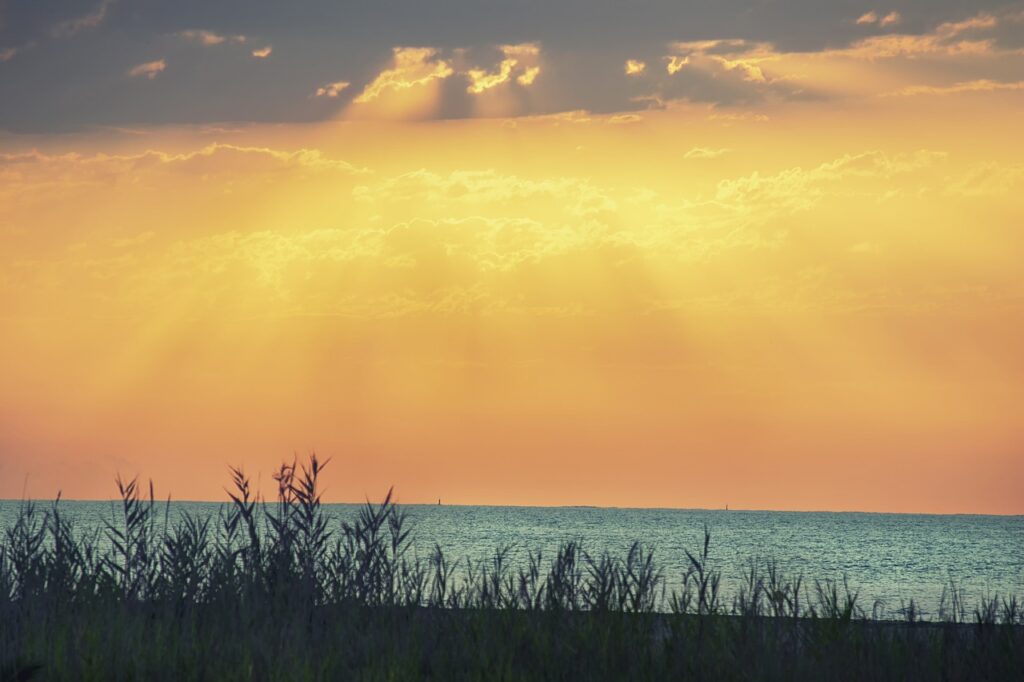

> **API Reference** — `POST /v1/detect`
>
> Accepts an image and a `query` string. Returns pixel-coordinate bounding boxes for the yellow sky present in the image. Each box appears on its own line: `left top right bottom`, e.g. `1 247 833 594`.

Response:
1 11 1023 512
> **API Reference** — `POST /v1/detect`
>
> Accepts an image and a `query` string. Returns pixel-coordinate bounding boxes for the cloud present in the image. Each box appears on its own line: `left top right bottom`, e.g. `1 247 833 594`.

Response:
4 140 1016 327
467 43 542 93
500 43 540 58
607 113 642 124
685 147 730 159
171 144 367 174
631 10 1018 111
625 59 646 75
665 40 779 83
5 5 1022 130
52 0 115 38
653 39 811 110
0 144 367 190
353 169 617 218
880 11 902 27
713 150 946 215
519 110 593 125
641 40 813 109
665 55 690 74
713 55 768 82
679 12 1007 64
315 81 350 98
828 13 1003 59
0 47 18 63
251 46 273 59
128 60 166 80
517 67 540 85
179 30 247 46
947 162 1024 197
855 10 900 27
887 79 1024 96
670 39 752 54
353 47 454 104
707 112 770 124
936 13 999 35
467 58 518 93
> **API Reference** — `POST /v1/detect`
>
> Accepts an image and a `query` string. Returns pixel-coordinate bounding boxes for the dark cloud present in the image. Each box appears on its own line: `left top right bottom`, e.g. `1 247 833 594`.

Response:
0 0 1017 131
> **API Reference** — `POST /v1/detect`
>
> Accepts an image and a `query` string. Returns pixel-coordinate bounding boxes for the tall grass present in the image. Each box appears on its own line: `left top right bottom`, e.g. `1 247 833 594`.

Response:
0 454 1021 680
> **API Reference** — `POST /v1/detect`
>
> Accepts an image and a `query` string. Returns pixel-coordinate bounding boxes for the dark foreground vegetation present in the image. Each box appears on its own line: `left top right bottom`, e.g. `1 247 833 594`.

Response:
2 456 1021 681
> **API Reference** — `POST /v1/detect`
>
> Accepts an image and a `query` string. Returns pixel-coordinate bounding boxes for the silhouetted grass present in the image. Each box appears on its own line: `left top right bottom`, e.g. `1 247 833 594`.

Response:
1 454 1021 680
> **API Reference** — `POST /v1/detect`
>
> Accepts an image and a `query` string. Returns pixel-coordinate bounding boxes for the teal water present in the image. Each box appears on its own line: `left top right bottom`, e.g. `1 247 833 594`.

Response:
2 500 1021 617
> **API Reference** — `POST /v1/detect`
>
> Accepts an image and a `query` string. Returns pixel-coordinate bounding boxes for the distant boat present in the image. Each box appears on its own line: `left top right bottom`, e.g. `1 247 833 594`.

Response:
438 498 441 506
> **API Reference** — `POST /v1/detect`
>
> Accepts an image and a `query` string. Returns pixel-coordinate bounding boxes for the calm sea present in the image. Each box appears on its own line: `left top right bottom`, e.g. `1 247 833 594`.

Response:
2 500 1021 617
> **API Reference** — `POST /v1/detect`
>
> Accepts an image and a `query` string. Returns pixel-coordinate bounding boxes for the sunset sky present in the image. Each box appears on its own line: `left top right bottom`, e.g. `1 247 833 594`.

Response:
1 1 1022 513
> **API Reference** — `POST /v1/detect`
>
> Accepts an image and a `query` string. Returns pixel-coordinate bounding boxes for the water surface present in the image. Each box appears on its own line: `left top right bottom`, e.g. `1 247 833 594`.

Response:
2 500 1020 616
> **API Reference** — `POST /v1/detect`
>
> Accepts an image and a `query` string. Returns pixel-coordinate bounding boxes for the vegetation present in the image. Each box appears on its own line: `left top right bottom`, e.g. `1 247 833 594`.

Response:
1 455 1021 680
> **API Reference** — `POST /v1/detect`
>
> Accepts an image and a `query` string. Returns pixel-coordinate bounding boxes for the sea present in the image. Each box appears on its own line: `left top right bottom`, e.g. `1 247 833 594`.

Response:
1 500 1021 618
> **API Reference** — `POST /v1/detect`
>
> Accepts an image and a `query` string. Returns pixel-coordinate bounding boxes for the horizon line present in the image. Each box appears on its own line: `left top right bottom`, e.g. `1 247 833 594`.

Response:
1 497 1020 518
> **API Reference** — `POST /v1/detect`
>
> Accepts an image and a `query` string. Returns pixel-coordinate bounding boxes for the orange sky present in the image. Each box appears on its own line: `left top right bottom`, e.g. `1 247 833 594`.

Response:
1 7 1023 513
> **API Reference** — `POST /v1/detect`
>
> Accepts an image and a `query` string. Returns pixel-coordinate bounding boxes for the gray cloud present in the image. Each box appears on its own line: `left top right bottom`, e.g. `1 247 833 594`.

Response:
0 0 1019 132
50 0 115 38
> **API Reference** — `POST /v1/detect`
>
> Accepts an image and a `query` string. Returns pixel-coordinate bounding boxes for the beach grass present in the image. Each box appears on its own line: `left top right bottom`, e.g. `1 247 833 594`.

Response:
1 454 1021 680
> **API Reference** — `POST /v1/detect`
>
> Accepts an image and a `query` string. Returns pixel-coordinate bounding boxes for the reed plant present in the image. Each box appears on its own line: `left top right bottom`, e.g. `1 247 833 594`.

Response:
0 454 1021 680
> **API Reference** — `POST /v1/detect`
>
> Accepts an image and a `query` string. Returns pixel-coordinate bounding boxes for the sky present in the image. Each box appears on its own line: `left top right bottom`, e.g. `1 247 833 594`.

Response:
1 1 1023 513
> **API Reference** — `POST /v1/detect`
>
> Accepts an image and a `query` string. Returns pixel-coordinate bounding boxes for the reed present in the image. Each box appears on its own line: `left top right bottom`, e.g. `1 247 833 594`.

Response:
0 453 1020 680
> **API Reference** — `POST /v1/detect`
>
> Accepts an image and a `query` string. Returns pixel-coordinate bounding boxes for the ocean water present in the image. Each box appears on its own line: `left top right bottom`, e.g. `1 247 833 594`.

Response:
2 500 1021 617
